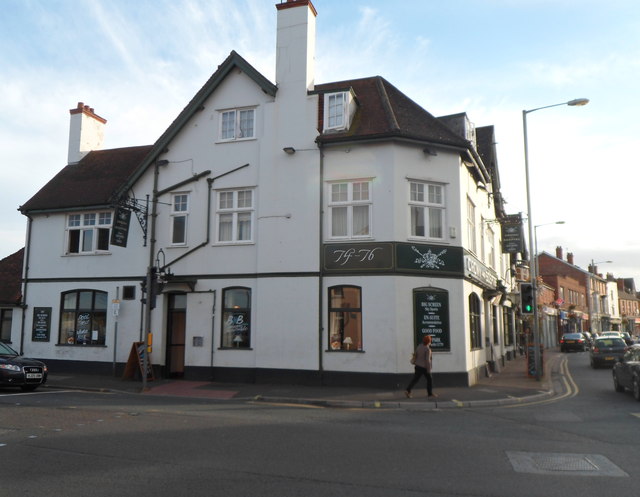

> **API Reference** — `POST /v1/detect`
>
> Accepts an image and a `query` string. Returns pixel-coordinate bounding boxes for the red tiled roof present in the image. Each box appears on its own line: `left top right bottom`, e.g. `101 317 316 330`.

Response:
314 76 469 149
20 145 153 213
0 248 24 305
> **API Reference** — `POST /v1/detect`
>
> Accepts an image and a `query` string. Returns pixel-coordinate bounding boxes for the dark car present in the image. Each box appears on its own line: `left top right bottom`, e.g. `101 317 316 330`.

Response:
612 345 640 400
559 333 587 352
620 332 634 346
0 342 48 391
590 337 627 368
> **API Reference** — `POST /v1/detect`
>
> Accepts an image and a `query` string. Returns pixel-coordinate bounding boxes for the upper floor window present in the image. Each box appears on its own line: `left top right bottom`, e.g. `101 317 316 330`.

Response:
466 197 476 254
171 193 189 245
323 91 356 132
66 211 112 254
328 181 371 239
219 108 255 141
409 182 444 240
216 189 254 243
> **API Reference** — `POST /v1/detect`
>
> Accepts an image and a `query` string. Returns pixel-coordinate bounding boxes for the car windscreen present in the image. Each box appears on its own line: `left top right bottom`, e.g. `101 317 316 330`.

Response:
594 338 625 348
0 342 19 355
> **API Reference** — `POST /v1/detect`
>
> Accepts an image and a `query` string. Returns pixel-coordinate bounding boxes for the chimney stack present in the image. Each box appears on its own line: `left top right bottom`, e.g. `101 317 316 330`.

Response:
275 0 317 94
556 246 563 260
567 252 574 265
67 102 107 164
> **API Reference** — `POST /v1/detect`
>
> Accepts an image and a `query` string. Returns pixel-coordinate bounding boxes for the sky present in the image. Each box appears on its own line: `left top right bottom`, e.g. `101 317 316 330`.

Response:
1 0 639 284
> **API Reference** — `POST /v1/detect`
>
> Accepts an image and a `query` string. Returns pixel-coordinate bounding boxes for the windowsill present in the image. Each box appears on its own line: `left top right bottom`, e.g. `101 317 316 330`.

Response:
326 349 365 353
218 347 253 351
215 137 257 144
407 237 448 243
213 241 255 246
56 344 107 347
63 251 112 257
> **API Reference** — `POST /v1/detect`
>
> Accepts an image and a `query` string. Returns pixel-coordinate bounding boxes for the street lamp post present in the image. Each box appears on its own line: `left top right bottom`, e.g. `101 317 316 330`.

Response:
523 98 588 380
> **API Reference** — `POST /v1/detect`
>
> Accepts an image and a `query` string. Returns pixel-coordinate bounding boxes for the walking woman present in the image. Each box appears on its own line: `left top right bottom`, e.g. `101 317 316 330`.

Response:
405 335 437 399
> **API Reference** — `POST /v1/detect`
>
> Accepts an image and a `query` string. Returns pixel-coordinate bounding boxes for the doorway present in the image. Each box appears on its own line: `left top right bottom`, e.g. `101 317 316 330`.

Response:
165 294 186 378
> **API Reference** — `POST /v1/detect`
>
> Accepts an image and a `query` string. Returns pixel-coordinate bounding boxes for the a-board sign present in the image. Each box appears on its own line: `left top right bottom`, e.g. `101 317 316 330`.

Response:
32 307 51 342
122 341 154 381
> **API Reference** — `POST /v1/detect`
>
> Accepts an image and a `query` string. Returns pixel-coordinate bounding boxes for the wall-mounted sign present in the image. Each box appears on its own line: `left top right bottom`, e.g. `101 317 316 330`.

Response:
413 287 450 351
464 252 498 289
110 207 131 247
323 243 394 271
501 214 524 254
396 243 463 275
31 307 51 342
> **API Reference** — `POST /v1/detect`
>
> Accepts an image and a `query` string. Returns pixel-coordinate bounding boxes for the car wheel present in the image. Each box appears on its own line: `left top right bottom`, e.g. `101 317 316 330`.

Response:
613 371 625 392
633 378 640 401
20 384 38 392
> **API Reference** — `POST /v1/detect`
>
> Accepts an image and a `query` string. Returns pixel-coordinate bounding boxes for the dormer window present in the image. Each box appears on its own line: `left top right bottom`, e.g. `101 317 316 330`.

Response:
219 108 255 141
324 91 355 132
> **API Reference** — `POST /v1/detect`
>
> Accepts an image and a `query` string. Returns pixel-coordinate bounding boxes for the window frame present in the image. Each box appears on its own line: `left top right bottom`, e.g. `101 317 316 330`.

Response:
327 180 372 240
215 189 255 244
0 308 12 343
59 289 108 346
170 193 189 246
328 285 363 352
218 107 256 142
66 211 113 255
467 197 477 254
408 181 445 241
220 287 251 349
469 292 482 350
324 92 348 130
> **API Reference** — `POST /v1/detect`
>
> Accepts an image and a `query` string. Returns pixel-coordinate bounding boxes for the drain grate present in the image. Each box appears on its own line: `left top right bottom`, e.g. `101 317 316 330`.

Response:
507 451 628 477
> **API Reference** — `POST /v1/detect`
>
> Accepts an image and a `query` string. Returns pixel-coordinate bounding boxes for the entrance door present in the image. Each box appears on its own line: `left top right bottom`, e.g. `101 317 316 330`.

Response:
166 294 186 378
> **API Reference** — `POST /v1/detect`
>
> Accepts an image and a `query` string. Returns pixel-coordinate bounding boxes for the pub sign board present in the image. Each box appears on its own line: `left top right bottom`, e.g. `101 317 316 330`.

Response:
501 215 524 254
32 307 51 342
110 207 132 248
323 243 394 272
413 287 450 351
397 243 463 276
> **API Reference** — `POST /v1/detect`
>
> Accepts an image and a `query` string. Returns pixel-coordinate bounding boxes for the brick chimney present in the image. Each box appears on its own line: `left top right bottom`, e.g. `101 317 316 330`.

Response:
567 252 574 265
67 102 107 164
556 246 563 260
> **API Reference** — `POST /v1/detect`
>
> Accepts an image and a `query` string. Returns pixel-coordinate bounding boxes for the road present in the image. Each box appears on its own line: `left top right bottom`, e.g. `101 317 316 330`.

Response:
1 351 639 497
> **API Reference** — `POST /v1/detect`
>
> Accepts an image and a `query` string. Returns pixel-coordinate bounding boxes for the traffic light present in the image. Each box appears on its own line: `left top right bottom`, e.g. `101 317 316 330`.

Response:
520 282 534 315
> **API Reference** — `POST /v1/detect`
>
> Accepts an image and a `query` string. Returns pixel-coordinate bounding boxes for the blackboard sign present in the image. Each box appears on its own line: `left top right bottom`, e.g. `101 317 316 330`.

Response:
110 207 131 247
122 341 154 381
413 288 450 351
32 307 51 342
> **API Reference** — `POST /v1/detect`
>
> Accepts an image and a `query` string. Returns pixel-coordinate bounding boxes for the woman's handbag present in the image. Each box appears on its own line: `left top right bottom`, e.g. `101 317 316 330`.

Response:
410 353 416 365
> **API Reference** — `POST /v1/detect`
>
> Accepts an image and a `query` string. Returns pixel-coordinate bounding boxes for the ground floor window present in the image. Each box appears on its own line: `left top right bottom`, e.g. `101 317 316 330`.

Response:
221 287 251 348
503 307 514 346
328 286 362 351
1 309 12 342
469 293 482 349
59 290 107 345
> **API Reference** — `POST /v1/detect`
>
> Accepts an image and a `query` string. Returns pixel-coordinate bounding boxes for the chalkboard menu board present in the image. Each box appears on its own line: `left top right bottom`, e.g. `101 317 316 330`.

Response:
32 307 51 342
413 288 450 351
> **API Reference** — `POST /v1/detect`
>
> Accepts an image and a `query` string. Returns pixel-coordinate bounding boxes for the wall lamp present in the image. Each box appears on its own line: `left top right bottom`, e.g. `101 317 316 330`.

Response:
283 147 296 155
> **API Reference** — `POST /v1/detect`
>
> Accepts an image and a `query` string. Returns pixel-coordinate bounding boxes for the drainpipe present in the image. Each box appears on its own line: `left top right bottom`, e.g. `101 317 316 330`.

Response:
18 214 33 355
317 143 325 383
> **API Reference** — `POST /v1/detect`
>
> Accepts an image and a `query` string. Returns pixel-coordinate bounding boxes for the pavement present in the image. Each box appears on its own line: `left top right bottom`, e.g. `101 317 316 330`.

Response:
41 350 568 410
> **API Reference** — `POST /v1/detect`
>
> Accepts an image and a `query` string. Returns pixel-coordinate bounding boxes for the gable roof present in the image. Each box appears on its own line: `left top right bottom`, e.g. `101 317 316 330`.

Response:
314 77 469 149
114 51 277 199
0 248 24 305
20 145 153 214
